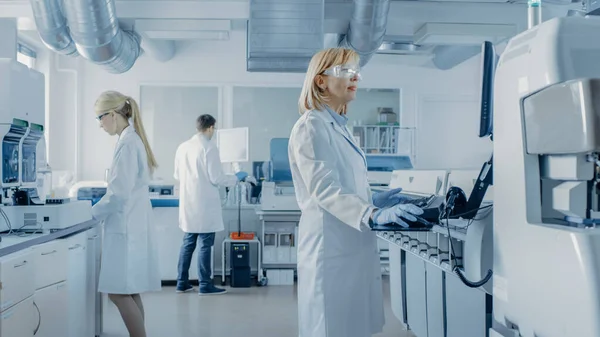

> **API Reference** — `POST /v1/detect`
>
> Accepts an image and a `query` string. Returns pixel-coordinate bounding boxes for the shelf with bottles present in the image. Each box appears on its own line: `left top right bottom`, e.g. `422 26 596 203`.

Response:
352 124 415 158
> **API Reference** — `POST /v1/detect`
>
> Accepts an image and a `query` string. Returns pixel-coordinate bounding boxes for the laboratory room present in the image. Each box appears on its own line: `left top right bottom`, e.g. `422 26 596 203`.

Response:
1 1 600 337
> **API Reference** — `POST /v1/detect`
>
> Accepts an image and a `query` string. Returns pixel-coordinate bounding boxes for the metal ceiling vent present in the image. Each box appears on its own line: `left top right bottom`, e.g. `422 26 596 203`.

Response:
247 0 325 72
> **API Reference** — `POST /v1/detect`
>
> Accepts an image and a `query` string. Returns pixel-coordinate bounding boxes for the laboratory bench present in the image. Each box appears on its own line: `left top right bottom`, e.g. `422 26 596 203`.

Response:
0 220 102 337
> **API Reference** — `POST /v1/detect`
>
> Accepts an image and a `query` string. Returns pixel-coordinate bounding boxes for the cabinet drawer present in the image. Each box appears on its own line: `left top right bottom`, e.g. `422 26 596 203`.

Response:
0 296 34 337
0 249 35 311
33 240 67 289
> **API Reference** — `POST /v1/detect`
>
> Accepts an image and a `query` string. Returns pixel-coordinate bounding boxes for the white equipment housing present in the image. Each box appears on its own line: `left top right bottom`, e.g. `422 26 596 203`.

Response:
492 16 600 337
260 182 299 211
1 200 92 232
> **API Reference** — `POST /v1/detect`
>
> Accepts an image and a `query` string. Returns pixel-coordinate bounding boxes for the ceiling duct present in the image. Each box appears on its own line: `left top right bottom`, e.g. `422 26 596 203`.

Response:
29 0 79 57
61 0 140 74
247 0 324 72
339 0 390 67
431 45 481 70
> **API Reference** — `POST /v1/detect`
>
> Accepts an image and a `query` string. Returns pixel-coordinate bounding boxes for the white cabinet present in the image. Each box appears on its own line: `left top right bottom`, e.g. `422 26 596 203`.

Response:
0 296 34 337
0 249 35 312
66 233 87 337
86 228 102 337
0 248 35 337
33 240 67 290
153 207 200 281
34 282 68 337
32 239 68 337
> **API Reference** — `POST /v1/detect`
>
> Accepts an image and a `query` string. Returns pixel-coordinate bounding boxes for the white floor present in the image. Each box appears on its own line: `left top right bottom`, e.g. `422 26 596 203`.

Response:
101 277 415 337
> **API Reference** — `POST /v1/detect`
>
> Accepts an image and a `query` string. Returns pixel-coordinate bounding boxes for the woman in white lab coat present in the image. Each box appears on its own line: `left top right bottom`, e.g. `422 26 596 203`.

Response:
289 48 424 337
93 91 161 337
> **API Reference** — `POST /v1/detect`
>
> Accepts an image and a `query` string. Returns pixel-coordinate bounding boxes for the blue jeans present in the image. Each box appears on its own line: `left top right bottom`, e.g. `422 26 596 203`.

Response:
177 232 215 291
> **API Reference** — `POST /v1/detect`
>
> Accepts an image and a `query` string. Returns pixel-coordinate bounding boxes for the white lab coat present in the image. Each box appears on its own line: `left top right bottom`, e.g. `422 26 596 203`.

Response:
174 134 238 233
288 108 385 337
92 126 161 295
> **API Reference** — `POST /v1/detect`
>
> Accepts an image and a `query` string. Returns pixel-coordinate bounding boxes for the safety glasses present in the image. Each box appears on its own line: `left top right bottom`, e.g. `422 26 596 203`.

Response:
322 64 362 80
96 111 111 122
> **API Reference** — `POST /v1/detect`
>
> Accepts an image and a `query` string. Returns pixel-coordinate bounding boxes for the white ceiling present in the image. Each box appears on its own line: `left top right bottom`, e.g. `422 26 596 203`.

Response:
1 0 581 56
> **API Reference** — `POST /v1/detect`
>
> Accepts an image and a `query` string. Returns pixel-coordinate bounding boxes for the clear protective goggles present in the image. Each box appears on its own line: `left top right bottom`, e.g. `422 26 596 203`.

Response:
322 64 362 80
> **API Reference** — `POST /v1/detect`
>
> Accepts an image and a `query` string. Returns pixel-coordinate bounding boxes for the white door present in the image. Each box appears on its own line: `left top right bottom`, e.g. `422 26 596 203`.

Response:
67 233 88 337
0 296 34 337
34 282 68 337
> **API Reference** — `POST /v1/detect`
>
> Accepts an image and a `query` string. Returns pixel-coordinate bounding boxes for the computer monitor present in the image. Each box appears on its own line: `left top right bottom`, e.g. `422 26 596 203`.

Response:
216 127 249 163
478 41 497 138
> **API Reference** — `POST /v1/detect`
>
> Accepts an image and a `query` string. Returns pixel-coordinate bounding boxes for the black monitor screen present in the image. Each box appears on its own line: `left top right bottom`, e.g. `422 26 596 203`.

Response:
479 41 497 138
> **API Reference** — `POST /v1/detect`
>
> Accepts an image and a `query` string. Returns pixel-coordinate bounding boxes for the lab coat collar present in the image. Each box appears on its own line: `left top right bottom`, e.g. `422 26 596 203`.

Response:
324 105 348 127
316 108 366 166
118 125 135 143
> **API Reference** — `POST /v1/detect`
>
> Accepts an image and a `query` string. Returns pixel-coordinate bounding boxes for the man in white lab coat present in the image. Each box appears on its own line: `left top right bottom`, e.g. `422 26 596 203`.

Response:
174 114 248 295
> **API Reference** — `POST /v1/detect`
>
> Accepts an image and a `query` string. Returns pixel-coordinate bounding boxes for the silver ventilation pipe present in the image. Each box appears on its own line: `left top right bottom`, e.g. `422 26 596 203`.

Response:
29 0 79 57
62 0 140 74
528 0 542 29
339 0 391 67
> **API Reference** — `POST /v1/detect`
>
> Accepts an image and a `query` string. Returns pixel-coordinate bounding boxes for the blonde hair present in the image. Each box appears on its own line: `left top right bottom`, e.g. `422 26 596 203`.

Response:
95 91 158 173
298 48 360 115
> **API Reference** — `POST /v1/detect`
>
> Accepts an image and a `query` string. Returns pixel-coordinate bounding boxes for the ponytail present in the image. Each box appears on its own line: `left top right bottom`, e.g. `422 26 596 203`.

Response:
128 98 158 174
95 90 159 174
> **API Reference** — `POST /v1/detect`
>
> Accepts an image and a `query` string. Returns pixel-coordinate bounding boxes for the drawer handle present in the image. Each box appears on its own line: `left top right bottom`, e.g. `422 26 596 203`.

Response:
41 250 57 256
88 235 99 240
13 260 27 268
68 244 82 250
33 301 41 335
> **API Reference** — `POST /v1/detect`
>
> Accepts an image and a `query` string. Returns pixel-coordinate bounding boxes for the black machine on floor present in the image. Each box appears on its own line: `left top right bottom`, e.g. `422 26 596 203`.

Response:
230 242 251 288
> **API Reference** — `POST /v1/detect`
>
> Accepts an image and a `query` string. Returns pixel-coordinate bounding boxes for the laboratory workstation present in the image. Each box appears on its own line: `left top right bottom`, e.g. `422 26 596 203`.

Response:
1 0 600 336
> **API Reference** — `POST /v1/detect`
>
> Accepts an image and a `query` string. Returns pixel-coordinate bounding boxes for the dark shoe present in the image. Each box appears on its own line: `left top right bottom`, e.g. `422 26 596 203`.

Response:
199 285 227 296
176 284 194 293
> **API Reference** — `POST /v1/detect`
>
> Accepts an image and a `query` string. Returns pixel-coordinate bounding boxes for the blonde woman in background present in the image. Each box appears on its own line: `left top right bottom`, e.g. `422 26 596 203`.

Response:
93 91 161 337
288 48 423 337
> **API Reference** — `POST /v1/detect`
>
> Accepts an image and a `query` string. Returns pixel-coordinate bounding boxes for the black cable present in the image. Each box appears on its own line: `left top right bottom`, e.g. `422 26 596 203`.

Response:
443 196 493 289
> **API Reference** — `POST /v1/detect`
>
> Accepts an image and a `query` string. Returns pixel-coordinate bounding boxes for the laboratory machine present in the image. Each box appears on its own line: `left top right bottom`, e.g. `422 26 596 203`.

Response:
255 138 299 284
260 138 300 212
375 38 496 337
0 54 91 233
491 15 600 337
377 167 494 337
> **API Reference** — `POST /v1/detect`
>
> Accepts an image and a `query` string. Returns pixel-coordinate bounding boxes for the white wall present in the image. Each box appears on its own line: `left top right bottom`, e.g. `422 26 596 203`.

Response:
232 87 400 166
140 86 219 182
43 31 490 181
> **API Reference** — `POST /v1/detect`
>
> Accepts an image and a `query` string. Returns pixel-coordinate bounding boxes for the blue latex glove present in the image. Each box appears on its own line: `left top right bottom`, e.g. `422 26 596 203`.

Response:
235 171 248 181
372 188 411 208
372 204 424 228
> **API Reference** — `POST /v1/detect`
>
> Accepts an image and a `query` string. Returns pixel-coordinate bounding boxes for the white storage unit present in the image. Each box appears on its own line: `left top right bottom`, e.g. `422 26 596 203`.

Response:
32 240 68 337
0 248 35 337
352 125 415 158
86 227 102 337
66 233 88 337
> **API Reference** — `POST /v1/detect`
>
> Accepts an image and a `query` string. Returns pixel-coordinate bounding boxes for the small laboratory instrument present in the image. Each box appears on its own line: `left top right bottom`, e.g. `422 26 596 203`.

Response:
230 242 251 288
377 107 397 124
491 16 600 337
148 183 174 196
